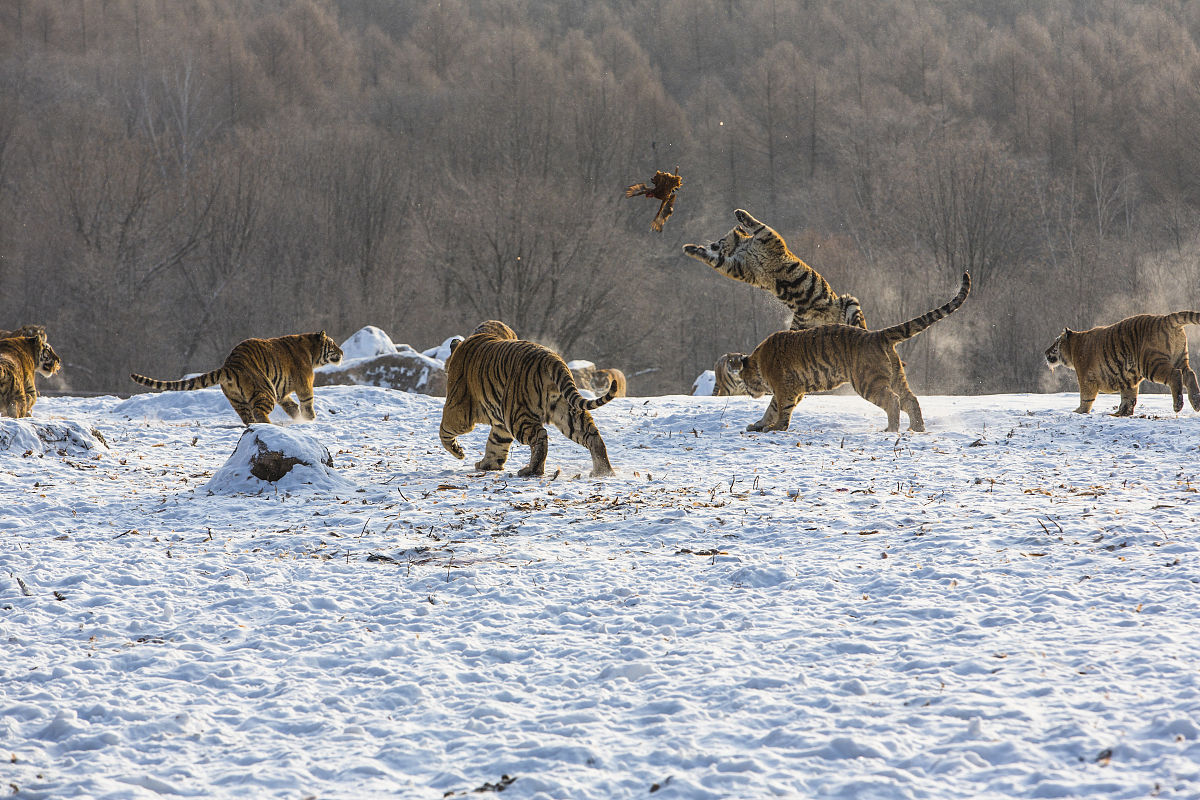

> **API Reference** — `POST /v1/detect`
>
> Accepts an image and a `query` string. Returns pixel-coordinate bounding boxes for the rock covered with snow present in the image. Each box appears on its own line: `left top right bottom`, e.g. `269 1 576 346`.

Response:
691 369 716 396
0 418 108 456
568 359 597 389
204 424 353 494
422 335 464 363
338 325 399 361
316 326 449 396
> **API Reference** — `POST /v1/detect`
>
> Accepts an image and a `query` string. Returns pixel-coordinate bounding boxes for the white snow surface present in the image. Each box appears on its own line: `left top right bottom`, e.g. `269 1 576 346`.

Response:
3 386 1200 799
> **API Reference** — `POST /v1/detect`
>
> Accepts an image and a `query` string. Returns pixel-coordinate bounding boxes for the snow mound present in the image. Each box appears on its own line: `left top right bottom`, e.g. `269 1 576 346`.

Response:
422 335 464 363
204 424 353 494
691 369 716 396
115 387 235 422
0 418 108 455
338 325 399 361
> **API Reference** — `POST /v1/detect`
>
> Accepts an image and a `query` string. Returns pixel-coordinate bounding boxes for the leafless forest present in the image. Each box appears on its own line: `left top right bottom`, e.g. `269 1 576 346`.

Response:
4 0 1200 395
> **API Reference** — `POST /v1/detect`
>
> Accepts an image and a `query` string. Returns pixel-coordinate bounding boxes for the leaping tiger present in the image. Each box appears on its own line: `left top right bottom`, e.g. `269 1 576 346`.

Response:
683 209 866 331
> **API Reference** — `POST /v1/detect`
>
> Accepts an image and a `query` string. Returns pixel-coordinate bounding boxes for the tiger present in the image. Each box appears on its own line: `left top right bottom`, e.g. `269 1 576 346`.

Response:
713 353 749 397
1044 312 1200 416
591 367 627 398
130 331 343 425
732 273 970 433
0 329 62 418
683 209 867 331
439 320 617 478
0 324 47 340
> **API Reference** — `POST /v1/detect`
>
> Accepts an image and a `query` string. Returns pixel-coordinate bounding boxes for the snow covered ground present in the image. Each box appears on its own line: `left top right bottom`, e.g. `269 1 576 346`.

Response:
3 386 1200 799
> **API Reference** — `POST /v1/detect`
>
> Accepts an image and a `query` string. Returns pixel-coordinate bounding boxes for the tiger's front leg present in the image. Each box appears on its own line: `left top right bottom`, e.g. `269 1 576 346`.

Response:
278 396 303 419
475 426 513 471
748 394 798 432
294 383 317 421
1074 383 1098 414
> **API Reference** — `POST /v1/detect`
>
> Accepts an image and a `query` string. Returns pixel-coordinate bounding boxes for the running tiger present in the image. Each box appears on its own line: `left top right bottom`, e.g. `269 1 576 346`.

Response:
1044 312 1200 416
713 353 749 397
0 329 61 418
683 209 866 330
440 320 617 478
130 331 343 425
732 273 971 433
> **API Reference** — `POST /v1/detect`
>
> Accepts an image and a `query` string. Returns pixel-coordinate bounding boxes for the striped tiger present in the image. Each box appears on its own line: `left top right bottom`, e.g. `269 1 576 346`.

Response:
0 329 61 418
713 353 749 397
130 331 343 425
440 320 617 477
683 209 866 330
0 324 46 340
591 367 627 398
1044 312 1200 416
733 273 970 433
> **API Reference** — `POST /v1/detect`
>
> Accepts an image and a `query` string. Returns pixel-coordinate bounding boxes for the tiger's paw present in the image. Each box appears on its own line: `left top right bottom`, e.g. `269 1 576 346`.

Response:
516 465 543 478
733 209 761 229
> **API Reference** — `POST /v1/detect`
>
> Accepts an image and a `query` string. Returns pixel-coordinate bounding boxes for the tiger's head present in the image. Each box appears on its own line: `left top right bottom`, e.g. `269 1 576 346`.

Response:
35 335 60 376
313 331 343 367
1044 328 1073 370
471 320 518 340
730 353 769 398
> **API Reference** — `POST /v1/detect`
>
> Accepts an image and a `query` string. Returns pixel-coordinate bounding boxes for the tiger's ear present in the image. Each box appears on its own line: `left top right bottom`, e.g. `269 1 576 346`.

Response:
1062 327 1073 336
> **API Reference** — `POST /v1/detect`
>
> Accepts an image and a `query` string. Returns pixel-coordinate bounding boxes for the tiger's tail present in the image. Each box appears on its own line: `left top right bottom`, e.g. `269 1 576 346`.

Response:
130 367 226 392
882 273 971 345
1165 310 1200 327
840 294 868 329
555 366 618 411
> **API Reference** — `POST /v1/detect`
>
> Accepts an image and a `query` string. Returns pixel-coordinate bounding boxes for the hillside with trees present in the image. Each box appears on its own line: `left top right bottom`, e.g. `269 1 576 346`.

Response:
4 0 1200 395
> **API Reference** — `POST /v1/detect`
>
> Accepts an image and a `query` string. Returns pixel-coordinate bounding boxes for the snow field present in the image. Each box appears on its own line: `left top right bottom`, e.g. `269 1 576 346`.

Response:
2 387 1200 799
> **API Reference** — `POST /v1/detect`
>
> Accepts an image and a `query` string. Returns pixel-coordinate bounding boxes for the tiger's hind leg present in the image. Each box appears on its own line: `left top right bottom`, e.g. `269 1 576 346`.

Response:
1166 369 1186 413
511 414 549 478
475 426 514 471
1185 364 1200 410
550 403 614 477
891 363 925 432
225 384 274 425
1113 384 1139 417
